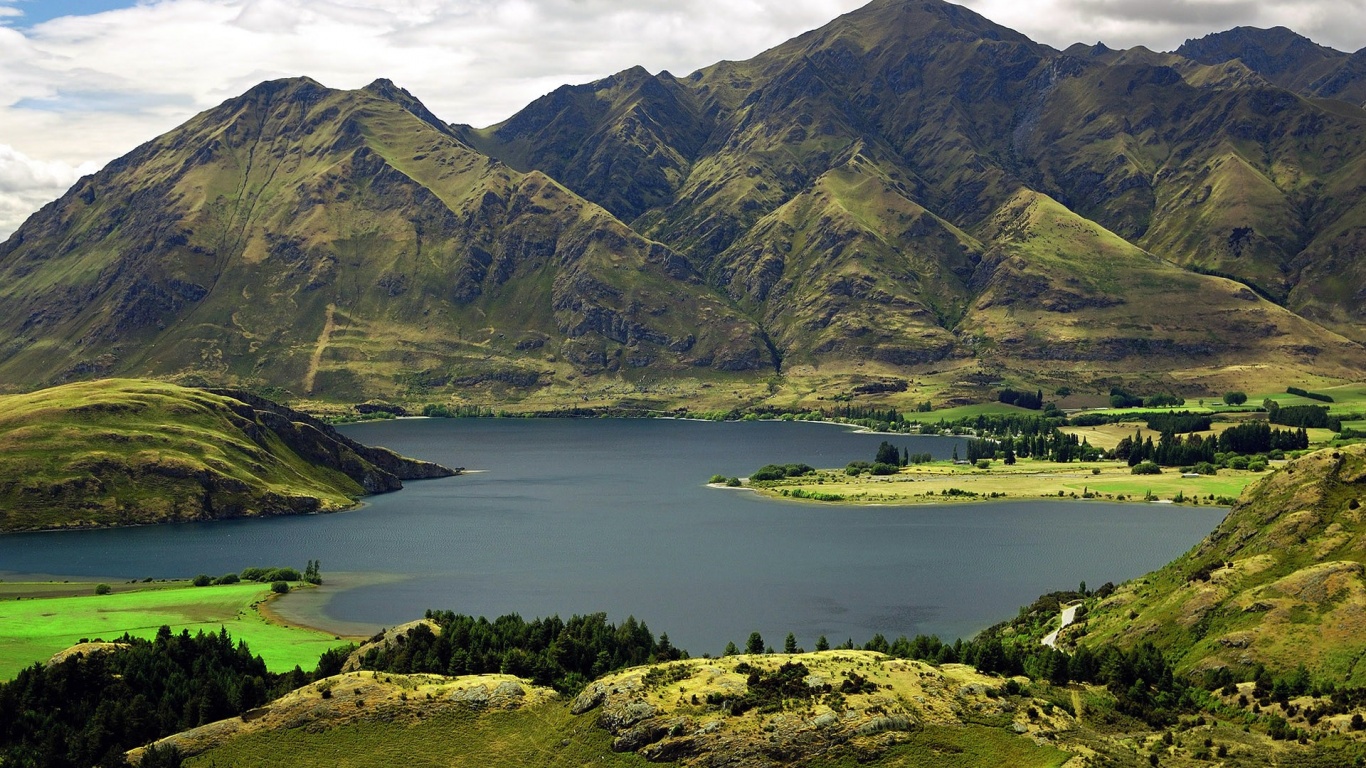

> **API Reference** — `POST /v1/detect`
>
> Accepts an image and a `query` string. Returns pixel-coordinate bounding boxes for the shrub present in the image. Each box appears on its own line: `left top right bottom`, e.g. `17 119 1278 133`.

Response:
725 477 741 487
1286 386 1333 403
975 459 990 469
192 574 213 587
709 474 727 484
1091 467 1101 475
215 573 240 585
270 581 290 594
1145 393 1184 407
1222 391 1247 406
1247 459 1268 472
94 584 111 595
870 462 898 475
1131 461 1162 475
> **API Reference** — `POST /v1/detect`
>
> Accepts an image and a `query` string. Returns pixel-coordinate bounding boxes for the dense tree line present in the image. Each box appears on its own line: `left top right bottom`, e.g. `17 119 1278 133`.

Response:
869 631 1193 726
998 388 1044 410
1144 412 1211 434
1286 387 1334 403
356 611 683 694
1116 424 1308 467
0 627 310 768
1269 403 1341 431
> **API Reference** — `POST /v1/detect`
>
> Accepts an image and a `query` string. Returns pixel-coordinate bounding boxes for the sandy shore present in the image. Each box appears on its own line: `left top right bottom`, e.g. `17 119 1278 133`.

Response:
255 571 407 640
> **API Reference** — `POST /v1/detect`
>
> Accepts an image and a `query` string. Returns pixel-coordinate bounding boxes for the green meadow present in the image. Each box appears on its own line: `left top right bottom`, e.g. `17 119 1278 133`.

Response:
0 580 349 679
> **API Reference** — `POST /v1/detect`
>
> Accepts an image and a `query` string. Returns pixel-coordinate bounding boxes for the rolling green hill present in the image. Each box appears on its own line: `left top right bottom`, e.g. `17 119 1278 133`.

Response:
0 379 452 531
1073 444 1366 683
1 0 1365 405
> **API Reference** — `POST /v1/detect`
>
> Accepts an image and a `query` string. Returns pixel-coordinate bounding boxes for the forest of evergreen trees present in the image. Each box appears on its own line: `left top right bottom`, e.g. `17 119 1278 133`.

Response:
0 627 315 768
355 611 684 694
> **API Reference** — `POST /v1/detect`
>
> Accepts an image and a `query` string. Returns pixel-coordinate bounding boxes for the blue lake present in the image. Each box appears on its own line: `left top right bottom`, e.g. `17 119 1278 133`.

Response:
0 418 1224 655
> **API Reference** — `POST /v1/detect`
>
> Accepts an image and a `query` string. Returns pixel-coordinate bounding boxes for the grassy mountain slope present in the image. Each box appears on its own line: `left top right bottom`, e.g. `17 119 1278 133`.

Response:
0 78 769 400
0 379 451 531
959 190 1366 380
464 0 1366 384
1076 444 1366 683
2 0 1365 401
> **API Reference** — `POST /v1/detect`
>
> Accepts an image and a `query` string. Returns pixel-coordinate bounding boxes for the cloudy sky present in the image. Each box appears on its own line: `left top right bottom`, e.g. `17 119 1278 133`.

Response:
1 0 1363 238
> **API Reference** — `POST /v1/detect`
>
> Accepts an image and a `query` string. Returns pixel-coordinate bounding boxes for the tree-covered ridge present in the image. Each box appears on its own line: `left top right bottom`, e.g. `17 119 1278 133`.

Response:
355 611 683 694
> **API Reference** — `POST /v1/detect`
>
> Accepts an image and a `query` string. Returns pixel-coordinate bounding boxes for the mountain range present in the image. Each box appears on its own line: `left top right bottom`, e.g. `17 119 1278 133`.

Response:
1 0 1364 404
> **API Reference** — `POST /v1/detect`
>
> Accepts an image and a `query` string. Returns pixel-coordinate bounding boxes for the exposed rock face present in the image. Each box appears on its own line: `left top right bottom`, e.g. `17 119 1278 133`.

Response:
209 390 453 486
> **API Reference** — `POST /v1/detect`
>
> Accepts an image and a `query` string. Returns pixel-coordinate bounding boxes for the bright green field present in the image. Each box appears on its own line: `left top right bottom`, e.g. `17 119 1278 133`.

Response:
906 402 1040 422
0 581 348 679
1252 383 1366 414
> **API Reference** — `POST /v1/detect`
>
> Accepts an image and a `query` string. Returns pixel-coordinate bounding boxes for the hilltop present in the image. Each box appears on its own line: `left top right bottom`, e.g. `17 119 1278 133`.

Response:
1066 444 1366 682
0 1 1362 407
0 379 453 531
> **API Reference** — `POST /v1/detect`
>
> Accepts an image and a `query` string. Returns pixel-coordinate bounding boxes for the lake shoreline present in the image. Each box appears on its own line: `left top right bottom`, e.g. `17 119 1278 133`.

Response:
257 571 397 640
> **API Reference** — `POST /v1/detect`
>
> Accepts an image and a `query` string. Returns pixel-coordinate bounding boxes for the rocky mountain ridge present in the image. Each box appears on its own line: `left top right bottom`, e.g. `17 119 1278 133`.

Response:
1 0 1364 404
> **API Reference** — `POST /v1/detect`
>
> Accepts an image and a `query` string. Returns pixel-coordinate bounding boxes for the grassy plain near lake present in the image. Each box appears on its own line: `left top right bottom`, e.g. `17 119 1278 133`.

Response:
746 460 1262 506
0 580 351 679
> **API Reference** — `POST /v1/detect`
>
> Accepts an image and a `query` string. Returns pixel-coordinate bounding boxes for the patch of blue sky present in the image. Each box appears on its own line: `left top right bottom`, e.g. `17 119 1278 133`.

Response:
0 0 141 28
14 89 194 114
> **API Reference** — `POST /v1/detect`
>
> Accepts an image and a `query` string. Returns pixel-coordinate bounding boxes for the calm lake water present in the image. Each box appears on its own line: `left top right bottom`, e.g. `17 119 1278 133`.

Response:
0 418 1225 655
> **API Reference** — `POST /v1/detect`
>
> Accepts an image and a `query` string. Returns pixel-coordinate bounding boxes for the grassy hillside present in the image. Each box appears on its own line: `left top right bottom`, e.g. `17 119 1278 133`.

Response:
151 647 1366 767
0 379 450 531
159 653 1071 768
1074 444 1366 682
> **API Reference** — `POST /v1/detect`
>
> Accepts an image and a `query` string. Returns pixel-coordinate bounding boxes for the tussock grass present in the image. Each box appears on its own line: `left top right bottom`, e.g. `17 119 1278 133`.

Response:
186 701 646 768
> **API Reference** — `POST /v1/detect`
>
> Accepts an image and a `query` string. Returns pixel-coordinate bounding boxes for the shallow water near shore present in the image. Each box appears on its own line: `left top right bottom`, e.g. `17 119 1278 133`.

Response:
0 418 1224 654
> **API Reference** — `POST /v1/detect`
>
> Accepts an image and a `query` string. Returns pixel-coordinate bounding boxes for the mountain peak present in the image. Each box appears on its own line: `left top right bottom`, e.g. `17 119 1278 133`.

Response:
360 78 455 137
1177 26 1345 73
235 76 329 104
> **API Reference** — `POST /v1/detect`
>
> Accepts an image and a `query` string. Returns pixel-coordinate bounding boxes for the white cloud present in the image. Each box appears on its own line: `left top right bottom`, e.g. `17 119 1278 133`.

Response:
0 143 100 236
0 0 1364 239
957 0 1366 52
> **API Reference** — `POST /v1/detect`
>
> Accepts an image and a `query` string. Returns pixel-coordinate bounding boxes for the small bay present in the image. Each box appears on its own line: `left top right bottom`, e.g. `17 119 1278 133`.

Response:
0 418 1224 655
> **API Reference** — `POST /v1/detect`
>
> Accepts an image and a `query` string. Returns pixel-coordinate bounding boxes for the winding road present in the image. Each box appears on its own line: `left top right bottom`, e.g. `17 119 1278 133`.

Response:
1042 603 1080 648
